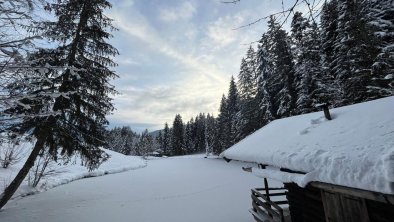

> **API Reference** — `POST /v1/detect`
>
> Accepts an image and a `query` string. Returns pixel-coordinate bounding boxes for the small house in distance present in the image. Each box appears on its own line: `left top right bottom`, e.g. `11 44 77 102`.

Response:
148 149 163 157
221 96 394 222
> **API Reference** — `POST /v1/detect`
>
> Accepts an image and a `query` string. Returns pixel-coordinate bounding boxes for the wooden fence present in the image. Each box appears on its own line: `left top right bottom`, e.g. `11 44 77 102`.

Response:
250 187 289 222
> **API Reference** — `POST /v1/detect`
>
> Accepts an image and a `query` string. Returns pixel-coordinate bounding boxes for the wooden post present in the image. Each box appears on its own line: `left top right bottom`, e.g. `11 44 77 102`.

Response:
259 164 273 218
317 103 332 120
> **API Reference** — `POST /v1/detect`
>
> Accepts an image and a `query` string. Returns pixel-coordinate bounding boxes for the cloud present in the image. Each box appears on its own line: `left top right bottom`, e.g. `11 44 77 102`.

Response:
158 2 196 23
205 10 263 50
206 14 244 47
110 11 227 84
109 78 221 132
106 8 230 131
106 1 285 132
116 57 140 66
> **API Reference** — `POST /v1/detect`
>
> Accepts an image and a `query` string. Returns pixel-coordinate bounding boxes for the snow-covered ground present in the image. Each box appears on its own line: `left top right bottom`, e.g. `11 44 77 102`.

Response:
0 156 278 222
0 146 146 199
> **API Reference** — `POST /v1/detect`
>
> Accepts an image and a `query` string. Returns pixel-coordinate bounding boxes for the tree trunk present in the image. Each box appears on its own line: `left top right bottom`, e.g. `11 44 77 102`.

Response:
0 136 46 210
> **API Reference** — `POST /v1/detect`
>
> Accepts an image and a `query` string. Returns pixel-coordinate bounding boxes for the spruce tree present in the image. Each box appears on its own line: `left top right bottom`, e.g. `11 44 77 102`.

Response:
291 12 321 113
139 129 153 158
171 114 184 156
368 0 394 97
238 46 257 100
214 95 227 155
196 113 206 152
205 113 216 155
120 126 135 155
184 120 193 154
319 0 340 105
226 76 240 145
260 16 296 118
236 46 260 140
333 0 379 105
0 0 118 209
162 122 170 155
254 42 275 125
156 130 163 152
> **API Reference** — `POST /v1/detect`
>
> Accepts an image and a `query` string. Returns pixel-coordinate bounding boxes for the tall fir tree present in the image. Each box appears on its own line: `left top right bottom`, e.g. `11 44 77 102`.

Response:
368 0 394 97
156 130 163 151
318 0 340 105
195 113 207 153
260 16 296 118
162 122 171 155
254 42 275 125
333 0 379 105
119 126 135 155
226 76 240 145
236 46 260 140
205 113 216 155
184 119 193 154
291 12 321 113
0 0 118 209
171 114 184 156
238 46 257 100
214 95 227 155
139 129 153 158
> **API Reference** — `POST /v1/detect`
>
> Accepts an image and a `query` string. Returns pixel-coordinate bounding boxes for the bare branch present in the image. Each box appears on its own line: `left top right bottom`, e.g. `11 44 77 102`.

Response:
231 0 324 30
221 0 240 4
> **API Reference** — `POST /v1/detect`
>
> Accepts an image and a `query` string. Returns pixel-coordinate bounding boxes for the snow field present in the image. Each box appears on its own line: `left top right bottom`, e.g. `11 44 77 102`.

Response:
0 146 146 200
0 157 280 222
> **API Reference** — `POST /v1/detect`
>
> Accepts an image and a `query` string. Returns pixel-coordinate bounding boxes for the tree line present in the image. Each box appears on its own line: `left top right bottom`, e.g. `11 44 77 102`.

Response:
105 113 217 157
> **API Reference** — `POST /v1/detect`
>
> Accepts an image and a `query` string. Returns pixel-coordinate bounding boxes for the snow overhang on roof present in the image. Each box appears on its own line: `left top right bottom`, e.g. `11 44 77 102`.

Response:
221 96 394 195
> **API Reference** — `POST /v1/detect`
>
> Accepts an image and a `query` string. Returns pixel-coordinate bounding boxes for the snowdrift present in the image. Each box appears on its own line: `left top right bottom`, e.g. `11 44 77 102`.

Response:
0 147 146 199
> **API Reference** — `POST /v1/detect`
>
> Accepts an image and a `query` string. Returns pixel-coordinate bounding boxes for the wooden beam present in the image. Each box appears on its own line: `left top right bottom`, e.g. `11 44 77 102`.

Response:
249 208 273 222
311 182 394 204
255 187 287 191
263 192 287 197
251 194 280 218
252 189 286 212
242 167 252 172
280 167 306 175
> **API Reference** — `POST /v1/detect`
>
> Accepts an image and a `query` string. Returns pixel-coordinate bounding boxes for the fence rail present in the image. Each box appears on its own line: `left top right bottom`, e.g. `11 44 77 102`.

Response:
250 187 289 222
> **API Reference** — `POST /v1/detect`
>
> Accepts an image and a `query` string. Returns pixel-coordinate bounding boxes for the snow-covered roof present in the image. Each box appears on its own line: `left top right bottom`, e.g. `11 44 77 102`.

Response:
222 96 394 194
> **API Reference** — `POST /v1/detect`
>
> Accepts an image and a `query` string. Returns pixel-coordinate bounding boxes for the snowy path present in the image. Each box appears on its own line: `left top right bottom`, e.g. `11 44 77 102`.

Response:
0 156 271 222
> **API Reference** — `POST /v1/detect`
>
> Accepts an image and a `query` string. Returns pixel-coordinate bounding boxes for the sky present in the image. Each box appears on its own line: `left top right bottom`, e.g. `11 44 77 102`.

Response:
106 0 308 132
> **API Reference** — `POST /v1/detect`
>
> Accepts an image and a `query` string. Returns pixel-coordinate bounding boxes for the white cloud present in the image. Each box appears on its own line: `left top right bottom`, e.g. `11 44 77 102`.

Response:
116 57 139 66
158 2 196 23
111 12 227 84
106 1 289 132
107 9 229 131
207 15 242 47
205 11 259 50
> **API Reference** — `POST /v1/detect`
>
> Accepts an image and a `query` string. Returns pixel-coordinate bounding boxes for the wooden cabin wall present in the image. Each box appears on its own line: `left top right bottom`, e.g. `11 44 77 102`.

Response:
284 183 326 222
366 199 394 222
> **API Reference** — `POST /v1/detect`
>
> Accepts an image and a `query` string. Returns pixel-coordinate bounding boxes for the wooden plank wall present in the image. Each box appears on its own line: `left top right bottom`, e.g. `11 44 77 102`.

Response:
284 183 326 222
366 199 394 222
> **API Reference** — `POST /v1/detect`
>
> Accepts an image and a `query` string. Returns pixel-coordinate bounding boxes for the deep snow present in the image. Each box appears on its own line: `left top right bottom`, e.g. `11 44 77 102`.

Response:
222 96 394 194
0 146 146 199
0 157 278 222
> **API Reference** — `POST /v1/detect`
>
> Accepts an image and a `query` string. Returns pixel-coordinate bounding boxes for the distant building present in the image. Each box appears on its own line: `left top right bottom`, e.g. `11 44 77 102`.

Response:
148 149 163 157
221 97 394 222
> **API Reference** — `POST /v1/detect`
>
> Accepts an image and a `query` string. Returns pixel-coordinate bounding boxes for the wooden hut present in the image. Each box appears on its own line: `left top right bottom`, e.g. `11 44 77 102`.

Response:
221 97 394 222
